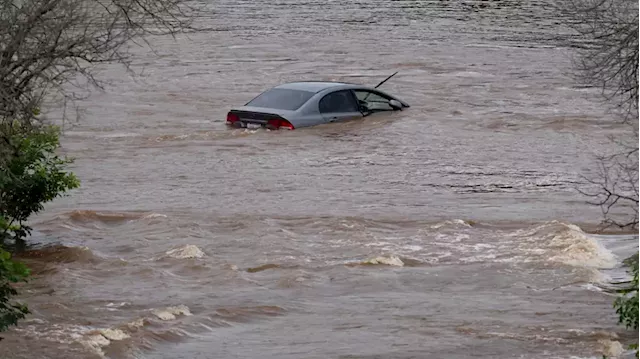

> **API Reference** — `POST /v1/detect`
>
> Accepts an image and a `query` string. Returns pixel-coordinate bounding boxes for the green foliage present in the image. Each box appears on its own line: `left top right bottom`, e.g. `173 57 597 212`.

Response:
0 123 80 243
0 249 29 336
0 124 79 337
613 252 639 357
614 256 639 329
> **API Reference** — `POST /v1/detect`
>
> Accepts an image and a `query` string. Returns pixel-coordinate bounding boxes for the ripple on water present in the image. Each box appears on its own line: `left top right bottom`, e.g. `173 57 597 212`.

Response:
17 245 98 264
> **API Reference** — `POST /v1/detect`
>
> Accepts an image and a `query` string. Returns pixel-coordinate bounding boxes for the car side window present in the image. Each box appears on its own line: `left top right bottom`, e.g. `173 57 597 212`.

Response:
354 90 394 111
319 90 359 113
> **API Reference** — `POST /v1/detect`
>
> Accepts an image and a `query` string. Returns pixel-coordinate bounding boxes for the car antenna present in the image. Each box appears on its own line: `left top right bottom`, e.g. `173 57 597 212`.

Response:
374 71 398 88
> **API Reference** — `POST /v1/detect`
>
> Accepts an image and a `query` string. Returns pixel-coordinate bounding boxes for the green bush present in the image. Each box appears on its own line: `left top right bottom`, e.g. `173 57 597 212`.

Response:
0 123 79 338
613 252 639 357
615 254 639 328
0 249 30 335
0 123 80 244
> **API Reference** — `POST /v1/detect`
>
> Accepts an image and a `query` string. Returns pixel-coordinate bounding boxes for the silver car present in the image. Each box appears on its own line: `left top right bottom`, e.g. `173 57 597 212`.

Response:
225 81 410 130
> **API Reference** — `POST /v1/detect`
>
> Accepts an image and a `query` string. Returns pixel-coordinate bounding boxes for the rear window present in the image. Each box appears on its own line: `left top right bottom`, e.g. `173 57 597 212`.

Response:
246 88 314 111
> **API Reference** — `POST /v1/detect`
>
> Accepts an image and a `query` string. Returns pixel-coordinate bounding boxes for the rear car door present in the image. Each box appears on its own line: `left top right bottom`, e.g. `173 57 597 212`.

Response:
318 90 363 124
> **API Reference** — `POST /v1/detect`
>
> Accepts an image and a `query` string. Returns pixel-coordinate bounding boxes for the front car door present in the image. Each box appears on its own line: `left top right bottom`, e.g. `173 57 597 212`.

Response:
318 90 363 124
353 89 397 115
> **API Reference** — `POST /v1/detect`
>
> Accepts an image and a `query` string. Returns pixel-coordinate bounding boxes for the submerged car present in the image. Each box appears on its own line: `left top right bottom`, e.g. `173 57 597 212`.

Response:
225 81 410 130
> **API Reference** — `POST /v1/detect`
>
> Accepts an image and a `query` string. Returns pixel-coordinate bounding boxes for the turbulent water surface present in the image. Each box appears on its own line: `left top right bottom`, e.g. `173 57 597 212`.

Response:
4 0 639 358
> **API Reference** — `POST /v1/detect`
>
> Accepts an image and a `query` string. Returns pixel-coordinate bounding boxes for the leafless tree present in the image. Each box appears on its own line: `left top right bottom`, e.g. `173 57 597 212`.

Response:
558 0 639 230
560 0 638 124
0 0 204 129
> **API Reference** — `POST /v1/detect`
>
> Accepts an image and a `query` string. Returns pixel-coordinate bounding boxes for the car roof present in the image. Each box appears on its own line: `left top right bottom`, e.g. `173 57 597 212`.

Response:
274 81 357 93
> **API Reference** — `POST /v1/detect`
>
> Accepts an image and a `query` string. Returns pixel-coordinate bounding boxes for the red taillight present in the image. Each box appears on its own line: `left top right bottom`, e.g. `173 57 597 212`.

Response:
267 118 295 130
226 112 239 124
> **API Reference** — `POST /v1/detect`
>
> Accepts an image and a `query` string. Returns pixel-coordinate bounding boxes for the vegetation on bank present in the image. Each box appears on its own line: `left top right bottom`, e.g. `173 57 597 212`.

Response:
559 0 639 355
0 123 79 336
0 0 203 339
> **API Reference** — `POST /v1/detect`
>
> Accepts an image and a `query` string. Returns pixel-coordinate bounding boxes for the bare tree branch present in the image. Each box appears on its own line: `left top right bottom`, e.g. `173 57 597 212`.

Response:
557 0 639 125
557 0 639 230
0 0 205 130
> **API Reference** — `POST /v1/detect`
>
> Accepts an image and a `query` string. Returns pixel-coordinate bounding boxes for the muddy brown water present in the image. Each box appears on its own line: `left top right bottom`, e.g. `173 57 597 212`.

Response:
3 1 639 358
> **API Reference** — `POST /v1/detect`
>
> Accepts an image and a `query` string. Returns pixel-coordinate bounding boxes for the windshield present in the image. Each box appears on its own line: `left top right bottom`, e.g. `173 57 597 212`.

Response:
246 88 315 111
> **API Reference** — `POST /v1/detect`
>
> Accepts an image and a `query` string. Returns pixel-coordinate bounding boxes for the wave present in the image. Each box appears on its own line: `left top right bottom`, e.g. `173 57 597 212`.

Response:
341 255 427 267
547 226 617 269
422 220 632 277
457 325 626 358
162 245 206 259
429 219 474 230
66 210 167 223
81 328 132 356
473 332 626 358
214 305 285 323
36 210 169 234
596 339 625 358
13 303 194 353
360 255 405 267
38 210 169 233
17 244 98 265
151 305 193 321
246 263 281 273
515 221 618 269
77 304 194 356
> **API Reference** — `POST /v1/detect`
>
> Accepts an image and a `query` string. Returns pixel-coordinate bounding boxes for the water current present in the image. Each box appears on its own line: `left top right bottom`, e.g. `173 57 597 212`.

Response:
3 0 639 358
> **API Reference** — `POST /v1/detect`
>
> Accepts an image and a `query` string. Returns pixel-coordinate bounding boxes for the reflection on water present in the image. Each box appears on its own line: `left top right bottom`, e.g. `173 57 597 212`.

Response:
4 0 638 358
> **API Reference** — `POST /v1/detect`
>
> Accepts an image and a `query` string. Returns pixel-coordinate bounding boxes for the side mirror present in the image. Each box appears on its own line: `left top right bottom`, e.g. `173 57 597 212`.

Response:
358 100 370 113
389 99 403 110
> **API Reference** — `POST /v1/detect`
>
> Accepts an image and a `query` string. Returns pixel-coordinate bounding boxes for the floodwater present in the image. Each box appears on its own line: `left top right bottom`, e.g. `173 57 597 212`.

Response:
3 0 639 358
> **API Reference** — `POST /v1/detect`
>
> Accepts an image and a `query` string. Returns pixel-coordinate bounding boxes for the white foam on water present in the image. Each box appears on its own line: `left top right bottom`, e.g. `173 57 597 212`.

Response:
153 311 177 321
106 302 129 308
548 227 617 269
362 255 404 267
472 243 494 250
127 318 146 329
14 323 94 344
432 232 469 246
507 220 564 238
459 253 498 263
226 264 239 271
365 241 391 247
581 283 606 292
164 244 206 259
403 245 423 252
151 305 193 321
597 339 625 358
100 328 130 341
143 213 168 219
77 324 135 357
80 334 110 358
507 221 624 271
429 219 472 229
